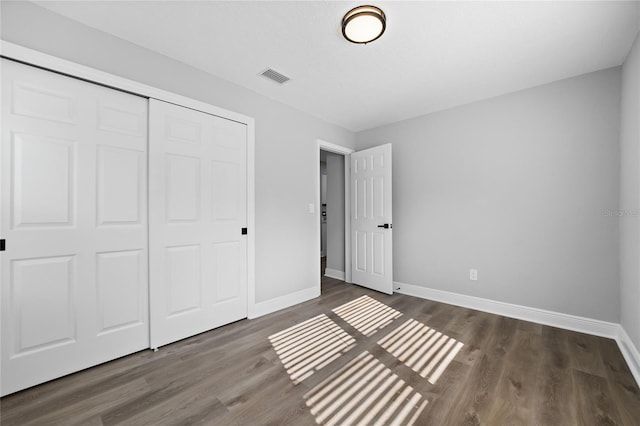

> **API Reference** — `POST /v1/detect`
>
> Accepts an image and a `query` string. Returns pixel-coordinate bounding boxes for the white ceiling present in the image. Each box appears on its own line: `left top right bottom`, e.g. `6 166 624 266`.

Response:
34 1 640 132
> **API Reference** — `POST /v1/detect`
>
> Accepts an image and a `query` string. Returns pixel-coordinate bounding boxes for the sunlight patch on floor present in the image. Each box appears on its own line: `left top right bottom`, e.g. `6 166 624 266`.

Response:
269 297 465 423
304 351 428 426
269 314 356 384
332 295 402 336
377 318 463 384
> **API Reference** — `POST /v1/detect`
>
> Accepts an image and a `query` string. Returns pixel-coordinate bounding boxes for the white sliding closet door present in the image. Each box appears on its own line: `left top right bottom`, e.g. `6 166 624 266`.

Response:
1 60 149 396
149 99 248 349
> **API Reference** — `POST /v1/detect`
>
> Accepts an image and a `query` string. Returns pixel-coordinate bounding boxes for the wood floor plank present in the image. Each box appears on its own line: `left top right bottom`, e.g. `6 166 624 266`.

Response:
486 396 531 426
533 367 577 426
438 315 518 425
532 326 578 426
442 306 481 341
598 337 640 425
2 271 638 425
573 369 625 425
412 359 471 425
494 329 541 412
219 371 313 425
104 383 227 426
0 349 170 415
451 310 496 366
568 330 607 377
70 415 104 426
21 378 149 426
216 357 287 405
500 327 544 423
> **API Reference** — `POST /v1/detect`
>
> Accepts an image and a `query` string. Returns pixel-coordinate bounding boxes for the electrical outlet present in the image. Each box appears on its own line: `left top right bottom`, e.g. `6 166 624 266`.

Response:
469 269 478 281
308 203 315 214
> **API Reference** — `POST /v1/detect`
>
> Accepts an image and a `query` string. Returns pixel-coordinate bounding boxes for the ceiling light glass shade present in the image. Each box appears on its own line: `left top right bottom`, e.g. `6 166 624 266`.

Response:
342 5 386 44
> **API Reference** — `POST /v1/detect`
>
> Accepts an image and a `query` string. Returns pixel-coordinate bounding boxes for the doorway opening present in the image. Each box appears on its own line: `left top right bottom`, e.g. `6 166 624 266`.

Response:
317 140 353 291
316 141 394 295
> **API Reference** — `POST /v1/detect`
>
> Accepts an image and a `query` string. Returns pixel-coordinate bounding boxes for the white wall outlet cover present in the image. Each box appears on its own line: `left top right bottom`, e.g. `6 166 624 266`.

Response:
469 269 478 281
308 203 315 213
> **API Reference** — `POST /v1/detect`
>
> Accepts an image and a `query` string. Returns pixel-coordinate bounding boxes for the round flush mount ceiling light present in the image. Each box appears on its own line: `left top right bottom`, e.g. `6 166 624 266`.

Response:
342 5 386 44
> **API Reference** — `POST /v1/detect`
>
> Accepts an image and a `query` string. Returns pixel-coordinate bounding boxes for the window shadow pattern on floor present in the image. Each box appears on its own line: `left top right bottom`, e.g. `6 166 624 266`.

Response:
377 318 463 384
269 296 464 425
332 295 403 337
268 314 356 384
303 351 427 426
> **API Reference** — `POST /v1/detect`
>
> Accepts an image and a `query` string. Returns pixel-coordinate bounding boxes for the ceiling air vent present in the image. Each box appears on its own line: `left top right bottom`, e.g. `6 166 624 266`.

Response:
260 68 291 84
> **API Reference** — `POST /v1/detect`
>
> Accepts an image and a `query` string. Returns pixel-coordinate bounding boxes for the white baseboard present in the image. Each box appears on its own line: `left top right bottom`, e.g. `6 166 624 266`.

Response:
616 326 640 387
394 281 619 338
395 281 640 387
324 268 345 280
249 286 319 319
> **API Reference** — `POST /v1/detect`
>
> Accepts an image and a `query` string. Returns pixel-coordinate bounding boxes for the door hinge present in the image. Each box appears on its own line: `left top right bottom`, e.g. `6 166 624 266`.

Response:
0 239 5 251
241 228 248 235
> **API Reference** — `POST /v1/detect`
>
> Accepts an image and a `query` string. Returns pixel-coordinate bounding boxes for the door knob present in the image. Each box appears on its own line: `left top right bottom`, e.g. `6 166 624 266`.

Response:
377 224 392 229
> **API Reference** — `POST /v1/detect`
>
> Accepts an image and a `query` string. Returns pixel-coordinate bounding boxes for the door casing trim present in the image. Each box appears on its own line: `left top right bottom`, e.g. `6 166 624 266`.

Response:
317 140 354 291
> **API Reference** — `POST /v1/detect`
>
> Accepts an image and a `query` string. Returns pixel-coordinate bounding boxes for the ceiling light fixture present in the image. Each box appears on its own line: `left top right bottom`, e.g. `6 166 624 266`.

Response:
342 5 386 44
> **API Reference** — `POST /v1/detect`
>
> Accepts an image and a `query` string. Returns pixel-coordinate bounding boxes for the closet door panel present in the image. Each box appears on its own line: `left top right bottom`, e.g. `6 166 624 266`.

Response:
165 154 201 223
1 59 149 396
149 99 247 349
12 133 75 227
11 255 77 353
96 146 144 225
96 249 145 333
87 74 149 361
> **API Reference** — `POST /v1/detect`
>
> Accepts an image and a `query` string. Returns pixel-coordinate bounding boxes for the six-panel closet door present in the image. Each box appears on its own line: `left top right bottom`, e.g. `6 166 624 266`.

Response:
1 60 150 396
148 99 248 349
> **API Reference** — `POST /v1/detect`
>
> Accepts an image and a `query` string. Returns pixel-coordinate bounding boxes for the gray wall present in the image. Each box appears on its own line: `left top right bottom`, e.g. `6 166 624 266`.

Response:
357 68 622 322
620 31 640 350
0 2 356 304
326 153 345 273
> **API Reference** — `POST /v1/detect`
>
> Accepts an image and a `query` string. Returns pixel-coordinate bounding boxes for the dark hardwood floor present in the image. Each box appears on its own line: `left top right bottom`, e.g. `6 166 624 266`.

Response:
2 271 639 425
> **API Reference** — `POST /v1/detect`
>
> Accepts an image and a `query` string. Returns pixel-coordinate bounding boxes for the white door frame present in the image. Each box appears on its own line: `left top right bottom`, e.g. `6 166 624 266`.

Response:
317 140 354 287
0 41 257 318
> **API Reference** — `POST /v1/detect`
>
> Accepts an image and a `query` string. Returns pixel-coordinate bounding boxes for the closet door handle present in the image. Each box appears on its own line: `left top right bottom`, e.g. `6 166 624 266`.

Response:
377 224 392 229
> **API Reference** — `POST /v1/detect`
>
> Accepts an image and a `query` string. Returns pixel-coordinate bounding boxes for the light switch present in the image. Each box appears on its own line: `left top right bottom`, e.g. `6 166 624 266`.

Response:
308 203 315 214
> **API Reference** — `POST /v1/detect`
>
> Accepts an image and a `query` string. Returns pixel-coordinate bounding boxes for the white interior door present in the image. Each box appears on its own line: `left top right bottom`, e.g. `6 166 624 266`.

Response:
350 144 393 294
1 59 149 396
149 99 248 349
